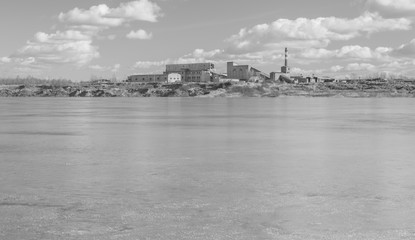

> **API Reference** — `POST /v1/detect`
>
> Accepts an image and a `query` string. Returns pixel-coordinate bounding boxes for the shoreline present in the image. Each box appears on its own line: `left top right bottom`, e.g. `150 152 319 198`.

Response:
1 80 414 98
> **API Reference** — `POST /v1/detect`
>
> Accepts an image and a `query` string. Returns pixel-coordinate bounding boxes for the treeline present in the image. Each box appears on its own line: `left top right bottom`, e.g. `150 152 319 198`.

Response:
0 77 74 86
347 72 414 81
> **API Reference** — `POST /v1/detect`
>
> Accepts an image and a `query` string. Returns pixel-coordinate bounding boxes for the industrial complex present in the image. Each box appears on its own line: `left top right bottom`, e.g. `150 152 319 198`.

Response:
127 48 334 84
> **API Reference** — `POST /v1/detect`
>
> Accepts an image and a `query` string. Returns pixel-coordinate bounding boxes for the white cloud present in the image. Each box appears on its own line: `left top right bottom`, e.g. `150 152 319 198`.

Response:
112 64 121 73
345 63 377 71
290 67 324 75
131 47 286 75
5 0 163 71
126 29 153 40
133 49 228 69
179 49 227 63
133 60 169 69
305 39 415 76
299 48 335 59
89 63 121 72
11 30 99 67
393 38 415 57
111 1 162 22
59 0 162 28
0 57 11 63
20 57 36 66
59 5 123 27
128 11 414 77
226 12 411 54
35 30 91 42
337 46 376 58
366 0 415 17
300 45 393 59
330 65 344 72
89 65 104 70
179 48 284 66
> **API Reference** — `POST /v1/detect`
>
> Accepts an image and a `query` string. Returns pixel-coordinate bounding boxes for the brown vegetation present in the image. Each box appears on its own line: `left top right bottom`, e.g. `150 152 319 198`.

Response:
1 79 415 97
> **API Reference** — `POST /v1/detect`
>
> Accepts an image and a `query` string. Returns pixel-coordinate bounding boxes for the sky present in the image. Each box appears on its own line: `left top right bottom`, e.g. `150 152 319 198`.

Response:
0 0 414 81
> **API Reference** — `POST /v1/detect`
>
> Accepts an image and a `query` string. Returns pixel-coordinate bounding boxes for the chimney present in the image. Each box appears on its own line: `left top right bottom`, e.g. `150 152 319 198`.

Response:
281 48 290 74
285 47 288 67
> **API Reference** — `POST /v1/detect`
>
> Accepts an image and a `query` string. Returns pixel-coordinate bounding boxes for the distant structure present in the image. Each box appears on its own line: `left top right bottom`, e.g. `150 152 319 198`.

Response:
127 63 215 83
165 63 214 82
127 48 300 83
227 62 269 82
281 48 290 74
167 73 181 83
127 74 167 83
270 48 291 82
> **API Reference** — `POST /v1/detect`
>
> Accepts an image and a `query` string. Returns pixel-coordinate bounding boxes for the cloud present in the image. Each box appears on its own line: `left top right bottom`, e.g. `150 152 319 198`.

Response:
330 65 344 72
11 30 99 67
392 39 415 57
345 63 377 71
290 67 324 75
126 29 153 40
226 12 411 54
0 57 11 63
132 49 225 69
133 60 169 69
89 63 121 72
59 0 162 28
366 0 415 17
178 48 284 66
129 11 414 77
179 49 228 63
131 48 276 70
327 60 415 78
112 64 121 73
111 1 162 22
299 45 393 59
4 0 163 72
89 64 104 70
20 57 36 66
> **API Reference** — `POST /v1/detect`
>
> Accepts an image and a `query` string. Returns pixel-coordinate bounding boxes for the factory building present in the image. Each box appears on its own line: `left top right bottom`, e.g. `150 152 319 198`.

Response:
127 74 167 83
165 63 214 82
126 49 297 83
127 63 215 83
227 62 269 81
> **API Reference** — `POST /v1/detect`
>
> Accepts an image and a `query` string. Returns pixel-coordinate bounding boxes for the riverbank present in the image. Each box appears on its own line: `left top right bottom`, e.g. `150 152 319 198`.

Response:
1 80 414 97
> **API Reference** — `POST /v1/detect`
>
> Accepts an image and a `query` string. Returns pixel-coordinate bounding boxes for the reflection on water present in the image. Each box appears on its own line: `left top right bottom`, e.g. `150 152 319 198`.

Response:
1 98 415 239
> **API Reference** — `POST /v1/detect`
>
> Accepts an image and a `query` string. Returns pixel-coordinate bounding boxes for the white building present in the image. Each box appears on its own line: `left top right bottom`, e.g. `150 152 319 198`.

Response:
168 73 181 83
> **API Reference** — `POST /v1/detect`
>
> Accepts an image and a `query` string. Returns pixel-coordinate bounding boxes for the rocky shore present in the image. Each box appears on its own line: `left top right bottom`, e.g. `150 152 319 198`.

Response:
1 80 414 97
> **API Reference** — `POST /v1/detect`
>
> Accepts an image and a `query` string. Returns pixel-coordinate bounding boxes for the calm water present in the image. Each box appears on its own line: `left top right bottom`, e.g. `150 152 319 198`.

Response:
1 98 415 240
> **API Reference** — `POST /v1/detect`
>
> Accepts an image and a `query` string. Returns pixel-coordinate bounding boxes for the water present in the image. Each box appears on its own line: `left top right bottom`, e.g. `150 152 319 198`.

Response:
1 98 415 240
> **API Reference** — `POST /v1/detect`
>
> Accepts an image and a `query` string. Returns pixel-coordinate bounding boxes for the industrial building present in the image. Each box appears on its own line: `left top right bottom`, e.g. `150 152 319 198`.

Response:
226 62 269 82
167 73 181 83
127 74 167 83
126 48 313 84
127 63 215 83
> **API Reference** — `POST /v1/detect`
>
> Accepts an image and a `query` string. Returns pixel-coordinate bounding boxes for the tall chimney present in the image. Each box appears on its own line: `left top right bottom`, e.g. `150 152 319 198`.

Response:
285 47 288 67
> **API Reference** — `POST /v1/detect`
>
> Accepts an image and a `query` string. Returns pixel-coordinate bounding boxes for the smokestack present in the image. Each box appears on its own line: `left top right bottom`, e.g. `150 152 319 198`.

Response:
285 47 288 67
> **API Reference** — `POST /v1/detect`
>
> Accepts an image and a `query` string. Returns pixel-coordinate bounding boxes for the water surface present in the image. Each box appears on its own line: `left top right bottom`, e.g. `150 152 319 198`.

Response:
1 98 415 240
